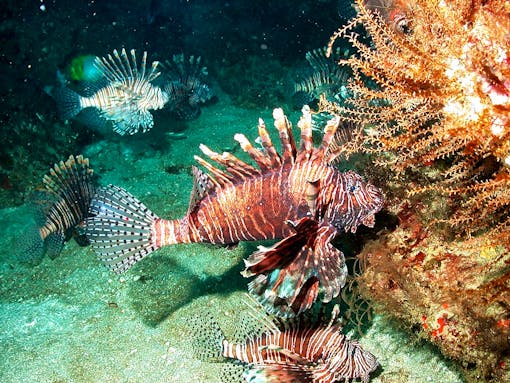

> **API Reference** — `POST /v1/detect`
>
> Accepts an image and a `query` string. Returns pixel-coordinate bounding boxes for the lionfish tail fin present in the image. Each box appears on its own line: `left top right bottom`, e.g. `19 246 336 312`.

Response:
188 313 226 362
243 217 347 317
85 185 159 273
53 86 83 120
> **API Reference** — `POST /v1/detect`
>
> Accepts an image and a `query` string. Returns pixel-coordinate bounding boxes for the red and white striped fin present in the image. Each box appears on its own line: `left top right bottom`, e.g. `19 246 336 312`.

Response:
257 117 282 168
197 144 260 182
272 108 297 165
95 48 161 86
318 115 341 163
234 133 274 172
244 218 348 317
85 185 159 273
188 166 216 214
194 152 236 189
297 105 314 159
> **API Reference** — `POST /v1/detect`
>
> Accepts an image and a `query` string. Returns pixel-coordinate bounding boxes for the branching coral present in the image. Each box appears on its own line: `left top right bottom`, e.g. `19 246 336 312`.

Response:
323 0 510 239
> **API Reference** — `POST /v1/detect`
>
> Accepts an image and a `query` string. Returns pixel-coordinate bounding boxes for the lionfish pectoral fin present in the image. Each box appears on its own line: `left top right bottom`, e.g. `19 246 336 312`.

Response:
242 217 318 278
245 220 347 317
187 312 226 362
85 185 159 273
44 232 66 260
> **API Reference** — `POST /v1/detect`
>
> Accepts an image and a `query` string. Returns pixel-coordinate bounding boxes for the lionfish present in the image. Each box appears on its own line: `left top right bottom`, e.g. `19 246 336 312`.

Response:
85 107 384 316
21 155 96 264
161 54 213 120
292 47 352 108
55 48 169 135
189 303 379 383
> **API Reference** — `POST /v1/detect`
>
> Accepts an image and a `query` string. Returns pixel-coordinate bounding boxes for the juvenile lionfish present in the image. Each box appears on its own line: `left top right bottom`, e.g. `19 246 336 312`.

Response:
189 303 379 383
292 47 352 108
55 48 169 135
85 107 383 316
161 54 213 120
21 155 96 264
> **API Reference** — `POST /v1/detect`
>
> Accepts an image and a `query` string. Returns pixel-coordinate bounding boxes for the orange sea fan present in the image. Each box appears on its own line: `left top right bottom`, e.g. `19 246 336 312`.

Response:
323 0 510 238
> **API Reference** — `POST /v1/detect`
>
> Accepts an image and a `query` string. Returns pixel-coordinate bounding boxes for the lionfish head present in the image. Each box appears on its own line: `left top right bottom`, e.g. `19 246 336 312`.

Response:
341 171 384 233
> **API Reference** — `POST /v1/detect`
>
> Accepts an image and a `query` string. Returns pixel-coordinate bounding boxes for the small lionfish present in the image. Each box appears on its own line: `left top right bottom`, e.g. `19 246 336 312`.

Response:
189 303 379 383
21 155 96 264
85 107 383 316
292 47 352 108
55 48 169 135
161 54 213 120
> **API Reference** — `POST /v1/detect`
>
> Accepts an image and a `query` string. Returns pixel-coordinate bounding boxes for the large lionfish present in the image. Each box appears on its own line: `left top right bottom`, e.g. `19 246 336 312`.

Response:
161 54 213 120
21 155 96 264
85 107 383 316
189 303 379 383
55 48 169 135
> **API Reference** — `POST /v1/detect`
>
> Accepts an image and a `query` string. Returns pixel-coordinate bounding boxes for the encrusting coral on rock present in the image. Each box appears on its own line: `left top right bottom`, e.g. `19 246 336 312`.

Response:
321 1 510 381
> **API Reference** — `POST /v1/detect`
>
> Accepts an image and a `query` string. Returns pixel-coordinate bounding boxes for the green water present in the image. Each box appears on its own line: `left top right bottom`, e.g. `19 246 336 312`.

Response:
0 94 464 383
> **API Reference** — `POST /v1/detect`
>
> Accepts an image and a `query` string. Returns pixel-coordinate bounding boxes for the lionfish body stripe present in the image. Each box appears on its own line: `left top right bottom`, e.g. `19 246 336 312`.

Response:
86 106 384 316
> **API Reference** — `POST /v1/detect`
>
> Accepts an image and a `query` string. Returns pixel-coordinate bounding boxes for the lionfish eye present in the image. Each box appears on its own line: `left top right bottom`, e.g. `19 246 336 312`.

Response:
349 184 357 193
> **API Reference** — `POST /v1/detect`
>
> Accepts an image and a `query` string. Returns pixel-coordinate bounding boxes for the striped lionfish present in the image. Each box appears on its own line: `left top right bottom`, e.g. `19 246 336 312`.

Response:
85 107 384 316
21 155 96 265
161 54 213 120
189 303 379 383
55 48 169 135
292 47 352 108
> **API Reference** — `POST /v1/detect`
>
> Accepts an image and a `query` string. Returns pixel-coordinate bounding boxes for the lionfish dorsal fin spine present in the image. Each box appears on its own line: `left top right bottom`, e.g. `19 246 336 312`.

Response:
188 166 216 214
257 118 282 167
318 116 341 164
119 48 133 82
272 108 296 164
194 151 234 188
234 133 273 172
297 105 313 158
197 144 260 181
94 49 160 86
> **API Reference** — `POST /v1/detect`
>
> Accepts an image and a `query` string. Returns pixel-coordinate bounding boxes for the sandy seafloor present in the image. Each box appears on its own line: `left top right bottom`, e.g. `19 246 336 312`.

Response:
0 92 465 383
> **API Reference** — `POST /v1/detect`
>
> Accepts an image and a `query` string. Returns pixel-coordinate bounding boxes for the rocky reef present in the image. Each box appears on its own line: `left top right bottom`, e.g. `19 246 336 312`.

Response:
322 1 510 381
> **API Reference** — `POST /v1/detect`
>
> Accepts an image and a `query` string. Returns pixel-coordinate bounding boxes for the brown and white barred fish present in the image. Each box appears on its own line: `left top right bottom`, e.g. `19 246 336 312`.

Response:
190 305 379 383
85 107 384 316
55 48 168 135
21 155 96 265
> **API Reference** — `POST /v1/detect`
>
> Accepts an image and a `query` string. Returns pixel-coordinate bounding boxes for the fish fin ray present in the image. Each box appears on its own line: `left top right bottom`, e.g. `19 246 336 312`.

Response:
53 86 83 120
188 166 216 214
244 218 347 316
85 185 158 273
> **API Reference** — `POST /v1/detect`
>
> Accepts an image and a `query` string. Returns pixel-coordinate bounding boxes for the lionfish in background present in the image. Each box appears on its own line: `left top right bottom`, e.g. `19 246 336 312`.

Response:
21 155 96 265
189 302 379 383
54 48 169 135
85 106 383 317
161 54 214 120
291 47 352 110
